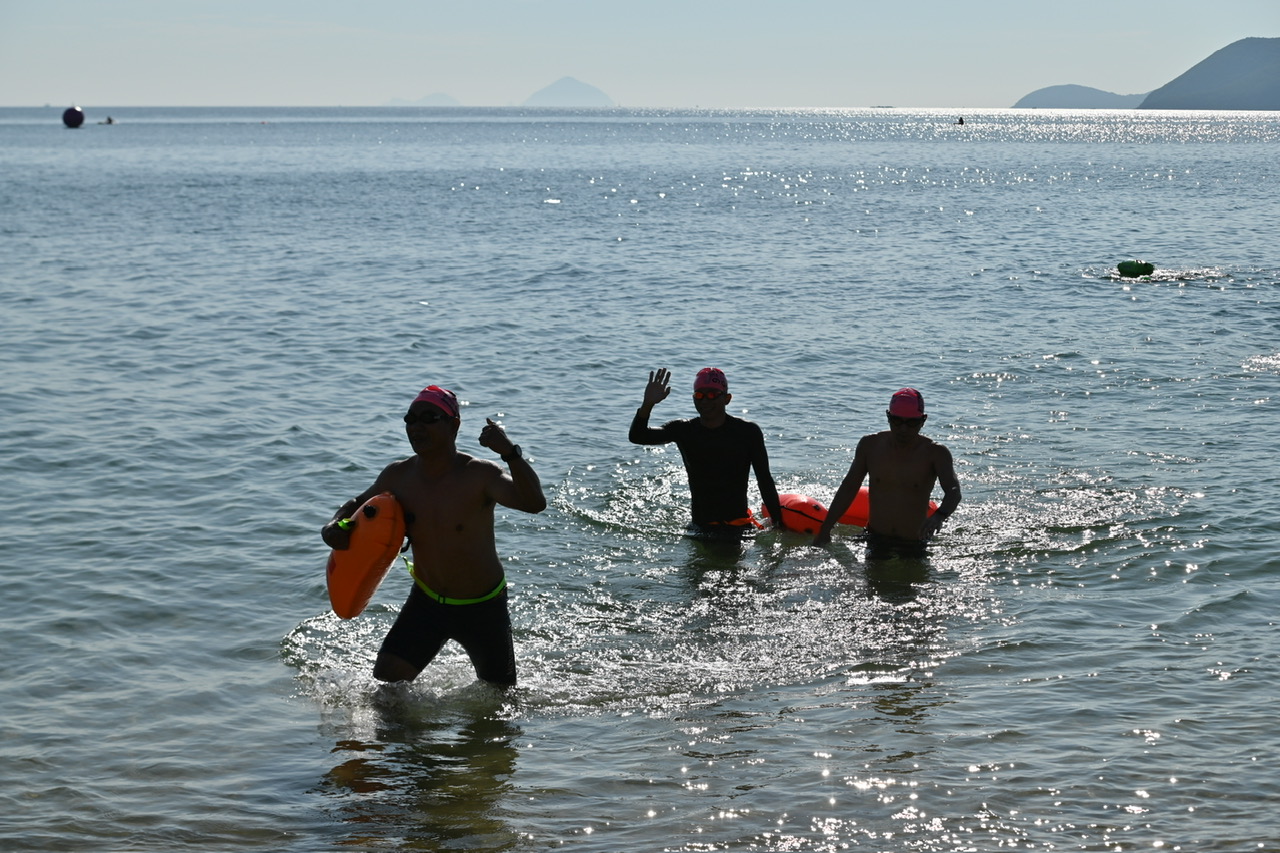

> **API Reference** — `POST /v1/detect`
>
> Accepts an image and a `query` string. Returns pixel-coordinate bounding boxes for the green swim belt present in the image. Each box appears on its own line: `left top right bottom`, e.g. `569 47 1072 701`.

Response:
403 558 508 605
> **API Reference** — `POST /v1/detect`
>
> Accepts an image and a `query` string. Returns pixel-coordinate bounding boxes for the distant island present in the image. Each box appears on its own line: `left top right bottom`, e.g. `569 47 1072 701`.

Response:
522 77 614 107
1139 37 1280 110
385 76 615 108
1013 37 1280 110
1013 85 1146 109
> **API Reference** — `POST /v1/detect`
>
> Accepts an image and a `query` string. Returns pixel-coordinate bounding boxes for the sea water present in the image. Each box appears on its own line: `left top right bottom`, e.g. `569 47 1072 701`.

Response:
2 106 1279 851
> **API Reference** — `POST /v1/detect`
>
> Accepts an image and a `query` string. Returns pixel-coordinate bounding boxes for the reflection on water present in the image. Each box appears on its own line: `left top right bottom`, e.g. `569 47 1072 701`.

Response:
865 554 931 604
681 529 751 570
314 688 521 851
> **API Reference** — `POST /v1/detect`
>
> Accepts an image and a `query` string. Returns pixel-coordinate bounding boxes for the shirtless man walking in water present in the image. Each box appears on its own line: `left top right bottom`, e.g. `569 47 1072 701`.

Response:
321 385 546 687
813 388 961 558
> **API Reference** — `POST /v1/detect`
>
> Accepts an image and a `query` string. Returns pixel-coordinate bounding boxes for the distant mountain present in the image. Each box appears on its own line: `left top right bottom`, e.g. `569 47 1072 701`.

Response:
1139 37 1280 110
386 92 461 107
523 77 614 107
1013 84 1147 109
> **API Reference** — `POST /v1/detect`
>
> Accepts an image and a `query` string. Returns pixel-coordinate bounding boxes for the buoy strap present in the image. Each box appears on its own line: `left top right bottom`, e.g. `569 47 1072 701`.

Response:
703 509 763 529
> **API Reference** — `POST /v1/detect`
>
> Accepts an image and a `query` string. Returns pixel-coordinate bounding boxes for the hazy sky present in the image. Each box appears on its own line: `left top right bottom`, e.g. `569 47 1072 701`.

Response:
2 0 1277 108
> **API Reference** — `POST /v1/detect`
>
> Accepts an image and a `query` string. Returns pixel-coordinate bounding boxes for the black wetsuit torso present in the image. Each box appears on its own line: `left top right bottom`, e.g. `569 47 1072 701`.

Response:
629 413 768 526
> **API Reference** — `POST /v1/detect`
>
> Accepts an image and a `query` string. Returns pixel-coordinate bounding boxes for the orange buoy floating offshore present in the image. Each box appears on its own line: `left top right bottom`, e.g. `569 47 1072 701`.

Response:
762 488 938 533
326 492 406 619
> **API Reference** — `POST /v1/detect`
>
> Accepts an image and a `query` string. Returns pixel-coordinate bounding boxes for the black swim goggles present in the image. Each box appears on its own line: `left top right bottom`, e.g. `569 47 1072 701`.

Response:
404 409 452 425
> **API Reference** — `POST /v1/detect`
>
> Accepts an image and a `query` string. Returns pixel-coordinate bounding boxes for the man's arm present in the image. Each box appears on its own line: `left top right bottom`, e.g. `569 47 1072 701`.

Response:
919 444 961 540
629 368 673 445
812 438 870 546
750 428 786 530
321 480 384 549
480 418 547 513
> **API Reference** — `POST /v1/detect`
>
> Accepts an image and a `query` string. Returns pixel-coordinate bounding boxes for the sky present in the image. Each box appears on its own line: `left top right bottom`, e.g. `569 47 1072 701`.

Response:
2 0 1278 108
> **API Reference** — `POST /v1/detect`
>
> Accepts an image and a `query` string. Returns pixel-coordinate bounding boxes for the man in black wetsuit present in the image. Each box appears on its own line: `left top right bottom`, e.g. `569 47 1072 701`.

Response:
628 367 787 534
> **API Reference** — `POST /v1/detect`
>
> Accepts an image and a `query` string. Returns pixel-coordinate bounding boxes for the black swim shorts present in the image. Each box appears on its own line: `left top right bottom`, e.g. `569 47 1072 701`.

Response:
863 530 928 560
379 582 516 686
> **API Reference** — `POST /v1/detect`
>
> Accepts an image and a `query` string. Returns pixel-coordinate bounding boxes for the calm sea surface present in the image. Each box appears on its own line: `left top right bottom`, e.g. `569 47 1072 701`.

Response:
3 106 1279 852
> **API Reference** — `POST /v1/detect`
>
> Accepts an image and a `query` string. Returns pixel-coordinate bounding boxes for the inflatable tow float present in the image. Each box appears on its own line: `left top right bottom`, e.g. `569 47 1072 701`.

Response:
1117 260 1154 278
326 492 406 619
761 488 939 535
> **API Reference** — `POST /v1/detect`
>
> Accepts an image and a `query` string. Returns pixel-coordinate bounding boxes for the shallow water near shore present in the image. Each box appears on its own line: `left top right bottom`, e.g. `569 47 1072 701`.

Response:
2 106 1279 851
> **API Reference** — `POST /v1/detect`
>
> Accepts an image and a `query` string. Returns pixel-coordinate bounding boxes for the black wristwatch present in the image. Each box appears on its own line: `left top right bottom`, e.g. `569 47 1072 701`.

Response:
501 445 522 462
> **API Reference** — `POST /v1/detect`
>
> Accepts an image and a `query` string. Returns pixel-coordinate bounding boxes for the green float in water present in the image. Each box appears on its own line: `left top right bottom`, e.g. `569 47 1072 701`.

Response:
1117 260 1154 277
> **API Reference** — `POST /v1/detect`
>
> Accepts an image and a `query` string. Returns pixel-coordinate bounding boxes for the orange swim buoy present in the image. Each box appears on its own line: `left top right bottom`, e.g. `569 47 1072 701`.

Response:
326 492 406 619
837 486 938 528
760 493 829 534
762 488 940 532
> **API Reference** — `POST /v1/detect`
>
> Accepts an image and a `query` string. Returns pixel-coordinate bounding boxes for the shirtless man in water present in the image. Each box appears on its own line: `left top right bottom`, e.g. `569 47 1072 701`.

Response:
321 386 546 687
812 388 961 557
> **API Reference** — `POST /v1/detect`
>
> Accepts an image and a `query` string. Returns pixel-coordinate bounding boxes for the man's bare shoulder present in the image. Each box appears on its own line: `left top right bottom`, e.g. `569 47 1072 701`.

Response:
859 430 894 449
459 452 504 478
378 451 497 483
381 455 417 473
372 455 417 486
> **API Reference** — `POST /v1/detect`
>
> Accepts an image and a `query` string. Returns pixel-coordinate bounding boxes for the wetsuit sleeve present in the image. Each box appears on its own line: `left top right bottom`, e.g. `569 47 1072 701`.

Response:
629 407 679 445
749 424 785 525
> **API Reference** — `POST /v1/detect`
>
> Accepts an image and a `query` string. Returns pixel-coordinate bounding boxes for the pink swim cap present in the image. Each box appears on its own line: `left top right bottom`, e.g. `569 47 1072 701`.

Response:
694 367 728 392
888 388 925 417
412 385 460 419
